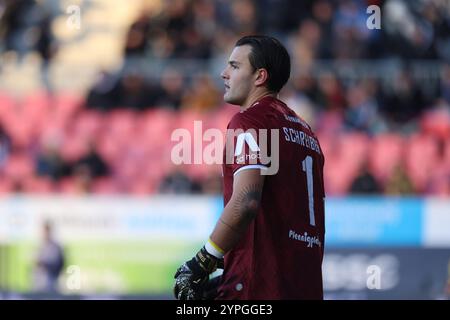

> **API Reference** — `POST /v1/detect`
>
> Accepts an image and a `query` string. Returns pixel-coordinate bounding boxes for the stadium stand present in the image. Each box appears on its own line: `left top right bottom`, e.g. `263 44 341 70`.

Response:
0 0 449 196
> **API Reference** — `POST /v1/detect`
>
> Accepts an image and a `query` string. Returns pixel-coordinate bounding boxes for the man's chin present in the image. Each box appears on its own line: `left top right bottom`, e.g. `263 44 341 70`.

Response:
223 95 241 106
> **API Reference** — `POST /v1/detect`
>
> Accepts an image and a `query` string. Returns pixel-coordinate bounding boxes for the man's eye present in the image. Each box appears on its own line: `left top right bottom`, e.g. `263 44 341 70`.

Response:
231 65 238 69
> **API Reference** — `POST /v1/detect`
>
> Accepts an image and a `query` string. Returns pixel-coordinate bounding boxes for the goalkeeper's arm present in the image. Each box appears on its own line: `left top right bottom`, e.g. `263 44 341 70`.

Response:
173 169 265 300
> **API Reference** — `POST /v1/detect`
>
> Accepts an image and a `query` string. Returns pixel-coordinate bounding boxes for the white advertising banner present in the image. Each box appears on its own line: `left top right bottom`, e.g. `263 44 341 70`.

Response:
0 195 219 243
423 198 450 247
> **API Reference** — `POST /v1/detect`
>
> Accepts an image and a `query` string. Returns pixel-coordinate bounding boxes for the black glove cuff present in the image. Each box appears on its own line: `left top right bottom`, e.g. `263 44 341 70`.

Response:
194 246 220 274
185 256 208 278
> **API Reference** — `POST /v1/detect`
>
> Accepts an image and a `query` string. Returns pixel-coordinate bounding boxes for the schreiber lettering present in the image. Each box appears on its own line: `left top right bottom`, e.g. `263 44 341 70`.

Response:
282 127 321 155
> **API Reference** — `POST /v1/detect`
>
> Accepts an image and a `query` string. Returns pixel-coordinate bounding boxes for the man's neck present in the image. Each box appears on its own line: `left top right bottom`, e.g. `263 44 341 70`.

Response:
241 90 277 112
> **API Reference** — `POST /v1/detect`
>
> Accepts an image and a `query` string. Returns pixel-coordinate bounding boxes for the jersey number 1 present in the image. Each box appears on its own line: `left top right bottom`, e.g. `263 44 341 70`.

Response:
302 156 316 226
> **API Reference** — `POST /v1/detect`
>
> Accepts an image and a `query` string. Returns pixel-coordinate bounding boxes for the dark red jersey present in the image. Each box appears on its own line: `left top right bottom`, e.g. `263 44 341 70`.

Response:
217 96 326 300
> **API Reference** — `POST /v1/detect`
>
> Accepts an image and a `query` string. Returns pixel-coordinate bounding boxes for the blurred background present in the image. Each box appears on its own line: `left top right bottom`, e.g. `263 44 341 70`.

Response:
0 0 449 299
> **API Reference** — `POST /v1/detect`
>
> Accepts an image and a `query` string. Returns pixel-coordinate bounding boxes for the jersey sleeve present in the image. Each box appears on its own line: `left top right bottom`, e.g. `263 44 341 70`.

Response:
225 112 272 176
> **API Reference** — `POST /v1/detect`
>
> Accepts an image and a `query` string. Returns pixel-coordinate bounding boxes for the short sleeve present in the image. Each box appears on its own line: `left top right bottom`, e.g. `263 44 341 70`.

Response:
225 112 272 176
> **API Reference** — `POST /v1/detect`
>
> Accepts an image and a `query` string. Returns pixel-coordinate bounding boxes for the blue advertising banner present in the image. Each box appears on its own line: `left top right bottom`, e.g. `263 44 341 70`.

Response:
324 197 424 247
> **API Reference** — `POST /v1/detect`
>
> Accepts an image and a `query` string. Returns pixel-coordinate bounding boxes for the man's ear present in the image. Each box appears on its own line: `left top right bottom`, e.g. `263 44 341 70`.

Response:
254 68 268 87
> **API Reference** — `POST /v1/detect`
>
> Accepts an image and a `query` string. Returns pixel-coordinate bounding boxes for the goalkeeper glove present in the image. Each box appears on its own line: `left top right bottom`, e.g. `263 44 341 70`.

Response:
173 246 222 300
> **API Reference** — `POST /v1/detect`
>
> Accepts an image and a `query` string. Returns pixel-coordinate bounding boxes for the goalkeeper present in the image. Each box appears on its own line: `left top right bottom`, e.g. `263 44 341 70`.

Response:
174 35 325 300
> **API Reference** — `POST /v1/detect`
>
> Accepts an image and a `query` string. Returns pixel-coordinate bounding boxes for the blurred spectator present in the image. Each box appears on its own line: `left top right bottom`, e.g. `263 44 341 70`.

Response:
290 72 322 105
123 12 150 58
421 99 450 140
332 0 370 60
383 0 440 59
281 82 316 128
35 139 70 181
181 74 221 112
255 0 308 34
85 71 121 111
343 81 382 134
311 0 333 59
289 18 322 71
229 0 258 35
155 69 185 109
71 163 94 194
72 142 109 178
315 72 346 112
158 169 202 194
35 12 58 92
177 26 213 59
441 64 450 104
149 0 216 60
192 0 218 41
349 162 382 194
0 124 11 170
385 164 416 195
0 0 38 58
0 0 57 90
32 220 65 293
118 72 160 110
0 1 9 49
379 70 427 126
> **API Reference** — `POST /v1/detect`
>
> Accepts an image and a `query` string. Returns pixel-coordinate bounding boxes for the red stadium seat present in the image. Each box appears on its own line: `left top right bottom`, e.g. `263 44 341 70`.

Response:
38 124 66 150
96 133 124 164
184 164 213 182
0 177 15 194
54 92 84 117
315 111 344 135
57 177 76 193
71 110 105 139
318 132 368 192
425 162 450 196
138 154 172 184
111 153 166 193
3 154 35 180
92 177 120 194
58 177 94 194
140 108 176 129
0 92 15 116
58 111 105 161
23 177 56 194
421 108 450 140
128 177 157 195
406 134 439 191
177 109 204 133
59 135 89 162
445 139 450 166
369 134 405 183
22 91 51 111
324 158 356 195
316 133 332 158
137 108 177 148
0 95 45 148
112 157 141 181
339 132 370 172
104 109 137 143
19 91 51 136
3 120 36 148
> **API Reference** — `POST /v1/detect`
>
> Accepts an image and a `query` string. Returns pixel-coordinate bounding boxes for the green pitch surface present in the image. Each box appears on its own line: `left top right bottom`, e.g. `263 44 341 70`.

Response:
0 240 202 295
